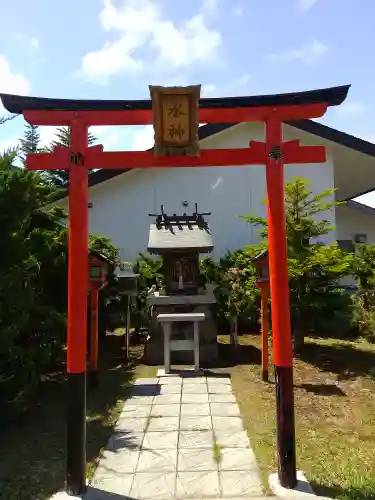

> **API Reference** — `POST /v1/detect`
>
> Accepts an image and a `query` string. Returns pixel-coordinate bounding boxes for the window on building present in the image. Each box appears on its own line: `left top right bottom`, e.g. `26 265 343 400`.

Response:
337 240 355 253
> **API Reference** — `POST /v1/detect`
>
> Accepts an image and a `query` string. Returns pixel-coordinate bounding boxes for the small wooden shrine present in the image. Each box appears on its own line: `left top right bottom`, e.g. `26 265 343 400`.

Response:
146 204 218 364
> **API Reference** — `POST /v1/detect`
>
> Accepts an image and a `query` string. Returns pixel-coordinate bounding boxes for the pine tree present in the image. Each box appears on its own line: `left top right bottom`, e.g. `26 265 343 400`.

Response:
46 127 97 188
242 177 353 351
19 123 40 166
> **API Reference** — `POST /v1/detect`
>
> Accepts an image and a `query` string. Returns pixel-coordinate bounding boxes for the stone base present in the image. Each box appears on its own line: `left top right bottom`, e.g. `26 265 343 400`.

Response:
269 470 329 499
145 301 219 366
145 337 219 365
157 367 204 377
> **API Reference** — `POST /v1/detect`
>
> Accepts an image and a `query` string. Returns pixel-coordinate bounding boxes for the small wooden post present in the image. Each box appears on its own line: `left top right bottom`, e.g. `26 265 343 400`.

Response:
125 295 131 361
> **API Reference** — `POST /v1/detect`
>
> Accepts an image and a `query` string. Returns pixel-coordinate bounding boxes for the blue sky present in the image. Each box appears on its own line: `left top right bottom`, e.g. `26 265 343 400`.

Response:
1 0 375 203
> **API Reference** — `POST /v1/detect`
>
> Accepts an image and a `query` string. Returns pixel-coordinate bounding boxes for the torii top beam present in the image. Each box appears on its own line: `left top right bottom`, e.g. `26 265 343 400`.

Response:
0 85 350 126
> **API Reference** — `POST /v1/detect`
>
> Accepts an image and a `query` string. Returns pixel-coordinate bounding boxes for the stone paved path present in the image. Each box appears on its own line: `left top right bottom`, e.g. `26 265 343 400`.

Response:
84 372 265 499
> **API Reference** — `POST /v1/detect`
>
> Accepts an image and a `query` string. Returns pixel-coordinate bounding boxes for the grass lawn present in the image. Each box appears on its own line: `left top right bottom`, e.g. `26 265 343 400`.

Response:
0 334 155 500
218 334 375 500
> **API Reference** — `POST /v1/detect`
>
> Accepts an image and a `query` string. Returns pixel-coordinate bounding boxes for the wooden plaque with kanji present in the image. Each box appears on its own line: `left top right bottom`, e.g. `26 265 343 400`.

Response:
149 85 201 156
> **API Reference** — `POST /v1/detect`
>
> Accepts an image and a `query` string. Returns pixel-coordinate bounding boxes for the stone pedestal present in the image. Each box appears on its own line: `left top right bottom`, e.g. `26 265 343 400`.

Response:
144 293 218 365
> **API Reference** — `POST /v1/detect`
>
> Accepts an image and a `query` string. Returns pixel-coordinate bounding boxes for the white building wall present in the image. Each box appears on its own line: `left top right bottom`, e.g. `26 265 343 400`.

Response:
336 204 375 244
65 122 337 263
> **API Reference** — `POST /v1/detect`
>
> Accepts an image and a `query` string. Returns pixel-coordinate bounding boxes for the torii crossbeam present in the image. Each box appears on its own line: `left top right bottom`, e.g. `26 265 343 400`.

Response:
0 84 350 496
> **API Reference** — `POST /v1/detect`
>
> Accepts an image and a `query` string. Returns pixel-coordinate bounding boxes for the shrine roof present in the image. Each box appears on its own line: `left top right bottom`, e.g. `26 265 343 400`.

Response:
0 85 349 114
252 249 269 263
89 249 112 264
147 224 213 254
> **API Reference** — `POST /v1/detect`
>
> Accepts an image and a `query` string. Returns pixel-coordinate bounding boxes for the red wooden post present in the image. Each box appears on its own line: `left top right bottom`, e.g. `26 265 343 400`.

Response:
89 290 99 386
265 116 296 488
66 117 89 496
260 284 269 382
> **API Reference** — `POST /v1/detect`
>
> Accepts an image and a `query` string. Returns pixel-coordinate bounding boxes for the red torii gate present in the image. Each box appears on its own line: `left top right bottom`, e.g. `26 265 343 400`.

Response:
0 85 349 496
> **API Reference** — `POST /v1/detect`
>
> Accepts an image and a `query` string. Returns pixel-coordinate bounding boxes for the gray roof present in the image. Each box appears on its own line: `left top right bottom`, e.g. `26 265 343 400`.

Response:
147 224 213 254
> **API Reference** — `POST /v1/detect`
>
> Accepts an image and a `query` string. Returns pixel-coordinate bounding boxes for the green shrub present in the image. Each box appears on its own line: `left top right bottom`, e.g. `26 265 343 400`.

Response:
0 149 122 407
350 244 375 342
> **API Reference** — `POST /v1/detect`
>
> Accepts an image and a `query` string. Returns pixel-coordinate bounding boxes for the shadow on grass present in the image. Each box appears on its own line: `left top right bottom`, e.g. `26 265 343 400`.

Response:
294 382 346 396
0 335 139 500
311 481 375 500
298 342 375 380
206 339 261 369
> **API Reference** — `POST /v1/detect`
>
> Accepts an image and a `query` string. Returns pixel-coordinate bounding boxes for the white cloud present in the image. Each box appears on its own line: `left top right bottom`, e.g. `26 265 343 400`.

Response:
91 125 154 151
30 37 39 48
298 0 320 10
81 40 144 84
38 126 59 148
0 136 19 153
267 40 328 65
202 83 217 97
152 14 221 69
233 5 243 16
37 124 154 153
79 0 222 83
131 126 154 151
334 101 365 117
0 55 30 113
202 0 217 12
238 74 250 86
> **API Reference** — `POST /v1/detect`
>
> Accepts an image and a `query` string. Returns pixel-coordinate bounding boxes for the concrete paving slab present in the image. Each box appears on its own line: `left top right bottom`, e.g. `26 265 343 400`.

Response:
219 447 259 471
209 393 237 403
212 416 244 431
207 383 233 394
182 377 207 384
182 384 208 394
214 430 251 448
90 473 134 497
119 404 152 419
179 415 212 431
220 470 263 497
159 385 182 395
147 416 180 432
176 470 221 498
178 430 214 449
125 395 155 405
180 403 210 416
181 393 209 403
131 385 159 397
178 447 218 472
153 393 181 405
136 448 177 472
210 402 241 417
130 472 176 499
96 449 140 474
115 417 148 433
143 430 179 449
106 430 144 452
158 377 183 385
151 404 181 417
